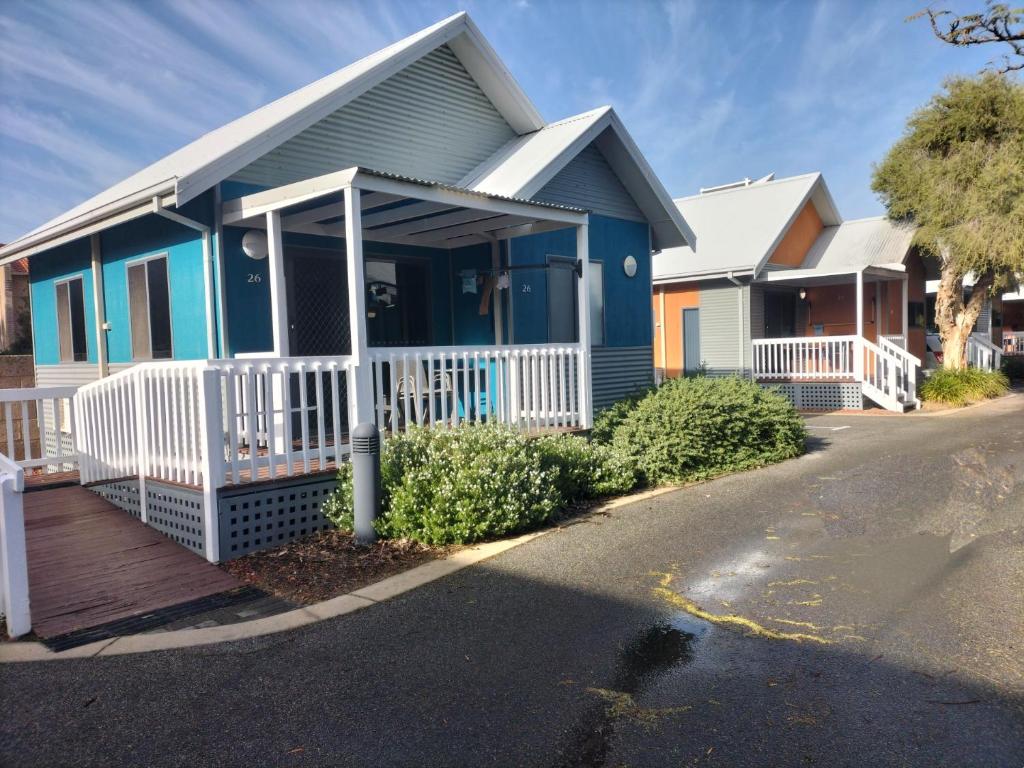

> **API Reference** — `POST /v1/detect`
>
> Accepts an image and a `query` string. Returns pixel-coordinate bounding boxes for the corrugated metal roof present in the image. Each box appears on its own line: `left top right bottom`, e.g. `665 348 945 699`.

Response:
654 173 833 281
460 106 695 249
1 12 543 259
800 217 916 271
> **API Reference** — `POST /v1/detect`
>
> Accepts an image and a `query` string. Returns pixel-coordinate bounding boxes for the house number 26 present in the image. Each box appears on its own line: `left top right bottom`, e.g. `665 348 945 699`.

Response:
247 273 262 283
521 283 531 293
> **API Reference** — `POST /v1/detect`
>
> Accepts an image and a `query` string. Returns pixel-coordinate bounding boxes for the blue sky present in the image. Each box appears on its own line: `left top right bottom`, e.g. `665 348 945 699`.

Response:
0 0 1001 243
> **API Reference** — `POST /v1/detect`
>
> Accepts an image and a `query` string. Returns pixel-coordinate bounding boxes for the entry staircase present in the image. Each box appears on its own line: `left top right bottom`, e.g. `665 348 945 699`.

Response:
751 335 921 412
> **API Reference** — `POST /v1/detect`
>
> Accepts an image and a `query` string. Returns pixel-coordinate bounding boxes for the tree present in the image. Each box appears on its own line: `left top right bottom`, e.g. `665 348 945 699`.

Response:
913 2 1024 73
872 73 1024 369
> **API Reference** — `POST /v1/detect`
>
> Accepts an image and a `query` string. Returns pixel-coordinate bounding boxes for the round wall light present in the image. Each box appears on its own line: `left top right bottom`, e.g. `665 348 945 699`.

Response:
623 254 638 277
242 229 269 260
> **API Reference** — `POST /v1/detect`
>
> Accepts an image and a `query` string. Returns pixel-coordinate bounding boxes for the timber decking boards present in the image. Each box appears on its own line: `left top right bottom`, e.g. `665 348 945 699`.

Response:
23 484 240 639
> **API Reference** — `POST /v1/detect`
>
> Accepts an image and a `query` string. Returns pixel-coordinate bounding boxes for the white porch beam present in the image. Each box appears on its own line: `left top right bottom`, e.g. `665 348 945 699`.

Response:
266 211 289 356
222 168 359 225
282 202 345 229
367 207 506 239
576 221 593 429
360 200 454 229
441 219 574 250
344 187 372 426
398 214 532 245
353 172 587 226
89 234 108 378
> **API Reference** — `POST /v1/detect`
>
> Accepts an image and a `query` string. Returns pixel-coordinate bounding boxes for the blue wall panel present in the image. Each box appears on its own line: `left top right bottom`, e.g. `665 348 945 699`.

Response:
449 243 495 346
508 215 651 348
30 239 96 365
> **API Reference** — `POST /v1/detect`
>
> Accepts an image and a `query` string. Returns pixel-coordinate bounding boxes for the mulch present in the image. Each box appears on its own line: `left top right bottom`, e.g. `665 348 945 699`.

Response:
220 531 451 605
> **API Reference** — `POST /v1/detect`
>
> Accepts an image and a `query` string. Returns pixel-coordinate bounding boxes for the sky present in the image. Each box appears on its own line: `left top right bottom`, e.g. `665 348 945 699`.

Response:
0 0 1004 244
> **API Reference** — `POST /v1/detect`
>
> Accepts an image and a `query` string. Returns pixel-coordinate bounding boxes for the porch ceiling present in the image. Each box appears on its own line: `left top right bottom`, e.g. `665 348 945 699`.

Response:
221 166 588 248
757 264 907 287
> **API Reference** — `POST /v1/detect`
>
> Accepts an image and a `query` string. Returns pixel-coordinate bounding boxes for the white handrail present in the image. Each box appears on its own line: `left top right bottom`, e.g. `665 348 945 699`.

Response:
0 451 30 638
967 334 1003 371
0 386 79 473
865 336 919 409
368 343 585 433
752 336 858 380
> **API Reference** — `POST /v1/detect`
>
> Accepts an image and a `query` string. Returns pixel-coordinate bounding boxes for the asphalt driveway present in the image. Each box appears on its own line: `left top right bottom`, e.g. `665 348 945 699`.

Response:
2 395 1022 767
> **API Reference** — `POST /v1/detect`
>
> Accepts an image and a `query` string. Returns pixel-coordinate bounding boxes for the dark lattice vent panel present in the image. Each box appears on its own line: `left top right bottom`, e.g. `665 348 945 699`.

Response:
761 382 863 411
144 482 206 556
218 477 338 558
91 479 142 519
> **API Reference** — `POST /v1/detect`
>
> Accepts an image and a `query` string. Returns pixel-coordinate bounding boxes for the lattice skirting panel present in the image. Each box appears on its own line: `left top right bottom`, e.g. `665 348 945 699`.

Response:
89 478 206 556
218 476 338 559
761 382 863 410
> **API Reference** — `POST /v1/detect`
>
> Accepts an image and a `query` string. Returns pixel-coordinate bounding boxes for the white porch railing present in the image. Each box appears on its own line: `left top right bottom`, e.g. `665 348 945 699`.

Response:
0 451 30 638
868 337 920 409
1004 332 1024 356
967 334 1002 371
0 386 79 474
752 336 857 380
369 344 586 433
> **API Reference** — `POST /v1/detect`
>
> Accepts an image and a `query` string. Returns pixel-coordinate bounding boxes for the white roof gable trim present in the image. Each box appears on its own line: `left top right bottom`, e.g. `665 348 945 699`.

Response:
460 106 695 250
1 12 543 262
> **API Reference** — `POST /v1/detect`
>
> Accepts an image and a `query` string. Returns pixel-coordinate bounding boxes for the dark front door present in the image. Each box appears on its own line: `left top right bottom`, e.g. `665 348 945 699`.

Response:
286 247 350 356
547 258 578 343
764 291 797 338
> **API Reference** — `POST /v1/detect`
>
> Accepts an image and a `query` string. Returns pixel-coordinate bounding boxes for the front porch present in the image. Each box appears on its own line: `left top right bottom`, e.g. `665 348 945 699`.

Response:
751 266 921 412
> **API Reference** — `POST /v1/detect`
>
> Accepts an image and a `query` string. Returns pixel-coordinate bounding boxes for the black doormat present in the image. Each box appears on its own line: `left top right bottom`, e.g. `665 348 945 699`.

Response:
41 586 269 652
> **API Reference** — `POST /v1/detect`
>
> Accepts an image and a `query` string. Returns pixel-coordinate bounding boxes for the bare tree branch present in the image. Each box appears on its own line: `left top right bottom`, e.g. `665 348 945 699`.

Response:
911 3 1024 73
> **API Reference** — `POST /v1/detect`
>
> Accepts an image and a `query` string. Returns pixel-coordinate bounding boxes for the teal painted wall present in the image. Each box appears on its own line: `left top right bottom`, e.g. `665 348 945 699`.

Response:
508 215 651 347
30 239 97 365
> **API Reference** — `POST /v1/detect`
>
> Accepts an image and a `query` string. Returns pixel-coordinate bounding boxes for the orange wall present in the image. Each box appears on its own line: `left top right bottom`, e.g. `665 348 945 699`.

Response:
653 283 700 378
768 201 823 267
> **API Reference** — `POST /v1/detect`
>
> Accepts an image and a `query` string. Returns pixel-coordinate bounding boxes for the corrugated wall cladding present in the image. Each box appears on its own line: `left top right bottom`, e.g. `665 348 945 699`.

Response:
698 281 748 376
230 46 517 188
591 346 653 411
533 144 645 221
34 363 132 388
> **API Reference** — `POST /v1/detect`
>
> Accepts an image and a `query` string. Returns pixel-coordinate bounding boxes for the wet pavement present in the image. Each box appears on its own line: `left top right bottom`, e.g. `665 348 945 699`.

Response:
2 395 1023 767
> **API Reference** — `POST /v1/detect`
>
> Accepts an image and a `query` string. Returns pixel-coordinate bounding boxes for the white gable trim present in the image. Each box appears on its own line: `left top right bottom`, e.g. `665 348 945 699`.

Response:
751 174 842 279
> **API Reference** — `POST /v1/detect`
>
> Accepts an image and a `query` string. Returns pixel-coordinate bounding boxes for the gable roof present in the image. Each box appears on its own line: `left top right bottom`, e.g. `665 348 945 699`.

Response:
459 107 694 250
799 217 916 272
0 12 543 262
652 172 841 283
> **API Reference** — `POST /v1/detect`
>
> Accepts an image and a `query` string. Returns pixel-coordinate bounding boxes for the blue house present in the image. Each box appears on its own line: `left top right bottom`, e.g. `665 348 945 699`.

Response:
0 13 694 561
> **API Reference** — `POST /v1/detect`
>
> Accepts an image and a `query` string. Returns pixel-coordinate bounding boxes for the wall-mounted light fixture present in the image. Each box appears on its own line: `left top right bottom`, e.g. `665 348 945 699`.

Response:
242 230 268 260
798 288 807 301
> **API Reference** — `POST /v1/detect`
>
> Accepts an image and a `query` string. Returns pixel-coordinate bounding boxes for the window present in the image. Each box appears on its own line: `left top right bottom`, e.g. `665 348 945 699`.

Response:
908 301 926 329
589 261 605 346
547 257 578 343
128 256 173 360
55 277 88 362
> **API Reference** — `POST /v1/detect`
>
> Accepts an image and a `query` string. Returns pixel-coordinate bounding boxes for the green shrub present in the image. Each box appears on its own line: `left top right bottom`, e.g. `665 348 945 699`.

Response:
534 434 639 500
610 376 805 485
920 368 1010 406
324 425 562 545
1001 355 1024 382
590 389 650 444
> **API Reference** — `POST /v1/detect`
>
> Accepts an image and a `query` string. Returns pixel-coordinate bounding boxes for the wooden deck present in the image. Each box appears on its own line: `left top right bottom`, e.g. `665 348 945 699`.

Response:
23 477 240 639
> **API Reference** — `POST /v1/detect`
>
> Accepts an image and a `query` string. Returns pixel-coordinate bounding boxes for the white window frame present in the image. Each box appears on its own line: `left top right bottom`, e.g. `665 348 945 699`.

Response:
54 275 87 364
126 253 174 361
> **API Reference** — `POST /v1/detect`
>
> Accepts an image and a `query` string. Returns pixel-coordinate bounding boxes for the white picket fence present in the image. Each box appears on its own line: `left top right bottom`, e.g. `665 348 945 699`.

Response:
0 451 29 638
369 343 587 433
0 386 79 473
752 336 857 380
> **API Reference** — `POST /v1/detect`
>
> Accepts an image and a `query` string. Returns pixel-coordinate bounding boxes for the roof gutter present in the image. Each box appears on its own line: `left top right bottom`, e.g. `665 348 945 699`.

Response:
0 181 177 265
152 198 217 359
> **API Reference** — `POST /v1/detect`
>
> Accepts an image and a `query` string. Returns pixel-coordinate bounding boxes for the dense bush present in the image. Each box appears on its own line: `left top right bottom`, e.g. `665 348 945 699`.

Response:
608 376 805 485
590 389 650 444
322 425 639 545
920 368 1010 406
535 434 638 500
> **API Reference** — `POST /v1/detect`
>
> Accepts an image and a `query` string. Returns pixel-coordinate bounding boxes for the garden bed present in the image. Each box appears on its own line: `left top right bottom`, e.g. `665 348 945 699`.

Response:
220 530 452 605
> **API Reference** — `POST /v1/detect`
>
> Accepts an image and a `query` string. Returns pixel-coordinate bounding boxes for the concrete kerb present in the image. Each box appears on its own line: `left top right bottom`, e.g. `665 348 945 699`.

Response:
0 485 682 663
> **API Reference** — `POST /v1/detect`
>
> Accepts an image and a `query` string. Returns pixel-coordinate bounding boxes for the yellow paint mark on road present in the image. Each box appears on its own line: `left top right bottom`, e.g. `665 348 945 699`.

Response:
651 573 832 645
768 617 822 631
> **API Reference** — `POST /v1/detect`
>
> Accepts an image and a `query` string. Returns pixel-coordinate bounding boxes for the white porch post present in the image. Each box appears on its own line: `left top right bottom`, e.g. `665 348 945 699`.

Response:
90 234 108 378
576 220 593 429
875 280 882 338
345 186 373 427
855 269 865 380
266 210 289 357
901 276 909 341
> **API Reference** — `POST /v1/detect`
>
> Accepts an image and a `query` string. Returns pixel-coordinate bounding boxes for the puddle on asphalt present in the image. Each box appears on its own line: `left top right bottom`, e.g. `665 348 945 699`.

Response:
558 621 700 768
